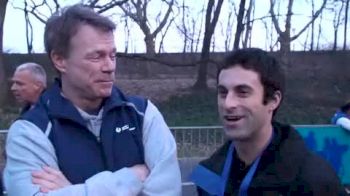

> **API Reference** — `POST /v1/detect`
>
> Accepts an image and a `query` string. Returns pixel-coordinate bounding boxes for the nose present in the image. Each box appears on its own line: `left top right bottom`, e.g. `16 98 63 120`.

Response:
11 83 17 91
102 56 116 73
224 92 239 109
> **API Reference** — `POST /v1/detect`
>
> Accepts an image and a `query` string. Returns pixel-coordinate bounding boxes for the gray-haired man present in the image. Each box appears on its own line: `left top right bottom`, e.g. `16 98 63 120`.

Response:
11 62 47 113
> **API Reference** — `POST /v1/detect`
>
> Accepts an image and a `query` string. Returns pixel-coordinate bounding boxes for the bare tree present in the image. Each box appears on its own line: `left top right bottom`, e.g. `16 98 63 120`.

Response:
87 0 128 13
14 0 128 54
175 2 205 53
194 7 205 53
123 16 131 53
0 0 8 107
224 1 235 51
177 0 189 53
194 0 224 89
343 0 349 50
233 0 246 50
158 14 176 53
16 0 128 24
316 12 323 50
330 0 345 50
118 0 175 55
310 0 316 51
270 0 327 56
303 26 310 51
24 0 34 53
242 0 255 48
16 0 61 24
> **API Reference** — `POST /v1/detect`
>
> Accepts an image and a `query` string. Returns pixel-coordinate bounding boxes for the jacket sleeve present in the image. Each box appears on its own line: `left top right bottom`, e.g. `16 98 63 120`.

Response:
297 153 347 196
4 120 143 196
336 117 350 132
141 101 182 196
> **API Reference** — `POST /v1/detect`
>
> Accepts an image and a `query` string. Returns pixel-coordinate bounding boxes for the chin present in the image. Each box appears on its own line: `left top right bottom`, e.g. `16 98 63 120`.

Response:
224 128 250 141
98 89 113 98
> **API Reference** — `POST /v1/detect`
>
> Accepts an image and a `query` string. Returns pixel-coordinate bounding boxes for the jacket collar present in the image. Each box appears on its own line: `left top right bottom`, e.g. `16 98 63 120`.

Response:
200 122 308 188
41 79 127 126
250 122 308 187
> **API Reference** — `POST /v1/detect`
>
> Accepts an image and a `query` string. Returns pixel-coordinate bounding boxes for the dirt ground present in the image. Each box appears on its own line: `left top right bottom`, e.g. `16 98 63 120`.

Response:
116 78 217 103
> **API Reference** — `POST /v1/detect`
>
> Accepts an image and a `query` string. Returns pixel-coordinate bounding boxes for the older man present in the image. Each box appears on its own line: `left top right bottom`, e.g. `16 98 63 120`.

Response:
4 4 181 196
11 62 47 113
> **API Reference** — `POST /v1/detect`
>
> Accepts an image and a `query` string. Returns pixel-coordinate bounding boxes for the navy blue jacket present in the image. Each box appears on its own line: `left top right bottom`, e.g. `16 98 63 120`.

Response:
21 80 147 184
191 122 346 196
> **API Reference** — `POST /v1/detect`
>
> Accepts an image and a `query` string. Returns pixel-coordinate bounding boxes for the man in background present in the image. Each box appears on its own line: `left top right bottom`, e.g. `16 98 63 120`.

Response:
10 62 47 113
331 100 350 132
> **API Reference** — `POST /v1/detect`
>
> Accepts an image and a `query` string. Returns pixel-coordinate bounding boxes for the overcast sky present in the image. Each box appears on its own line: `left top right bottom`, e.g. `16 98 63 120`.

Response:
3 0 347 53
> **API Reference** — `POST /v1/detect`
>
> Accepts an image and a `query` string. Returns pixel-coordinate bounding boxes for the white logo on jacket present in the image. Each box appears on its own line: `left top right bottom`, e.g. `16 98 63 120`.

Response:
115 124 136 133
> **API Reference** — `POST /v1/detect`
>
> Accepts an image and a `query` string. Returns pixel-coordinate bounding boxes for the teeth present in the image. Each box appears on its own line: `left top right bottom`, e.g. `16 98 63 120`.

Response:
226 116 242 121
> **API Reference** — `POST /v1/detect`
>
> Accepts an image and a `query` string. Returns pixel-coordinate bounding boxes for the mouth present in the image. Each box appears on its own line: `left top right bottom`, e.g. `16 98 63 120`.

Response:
96 80 114 84
12 93 20 98
223 115 245 125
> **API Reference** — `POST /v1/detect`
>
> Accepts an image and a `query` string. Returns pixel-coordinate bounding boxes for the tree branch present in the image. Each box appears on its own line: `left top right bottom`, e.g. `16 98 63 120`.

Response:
269 0 283 34
291 0 327 40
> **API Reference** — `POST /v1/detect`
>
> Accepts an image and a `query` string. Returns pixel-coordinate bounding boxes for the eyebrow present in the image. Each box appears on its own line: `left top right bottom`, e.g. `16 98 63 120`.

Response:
217 85 227 91
235 84 252 90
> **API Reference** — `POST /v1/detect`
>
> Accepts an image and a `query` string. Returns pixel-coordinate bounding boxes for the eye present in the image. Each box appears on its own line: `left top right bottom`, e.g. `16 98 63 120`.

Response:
87 52 103 61
236 87 251 97
110 53 116 60
217 87 228 98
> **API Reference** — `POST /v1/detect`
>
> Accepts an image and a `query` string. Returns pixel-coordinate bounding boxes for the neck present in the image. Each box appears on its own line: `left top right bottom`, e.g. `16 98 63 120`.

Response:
61 81 102 113
234 123 273 165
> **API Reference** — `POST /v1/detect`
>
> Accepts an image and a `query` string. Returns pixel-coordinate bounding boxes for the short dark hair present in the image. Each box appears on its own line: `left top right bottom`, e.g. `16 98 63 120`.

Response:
340 101 350 113
218 48 285 114
44 4 116 59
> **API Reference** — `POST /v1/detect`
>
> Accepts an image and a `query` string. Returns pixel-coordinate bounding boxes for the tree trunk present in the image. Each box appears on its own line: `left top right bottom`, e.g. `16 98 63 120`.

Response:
279 35 291 57
119 0 174 55
233 0 246 50
181 0 187 53
144 35 156 55
243 0 254 48
0 0 8 107
333 0 345 51
310 0 315 51
270 0 326 54
343 0 349 50
194 0 224 90
333 29 338 51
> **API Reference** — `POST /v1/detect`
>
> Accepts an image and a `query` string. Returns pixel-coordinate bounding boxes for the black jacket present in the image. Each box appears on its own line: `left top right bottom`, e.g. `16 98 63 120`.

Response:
193 122 346 196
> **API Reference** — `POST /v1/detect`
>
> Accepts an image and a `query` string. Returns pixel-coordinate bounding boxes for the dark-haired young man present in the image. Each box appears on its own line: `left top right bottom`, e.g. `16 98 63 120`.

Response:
191 48 345 195
4 4 181 196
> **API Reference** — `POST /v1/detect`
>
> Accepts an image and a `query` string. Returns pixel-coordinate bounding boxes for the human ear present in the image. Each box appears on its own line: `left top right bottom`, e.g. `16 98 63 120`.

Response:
269 91 282 111
51 51 67 73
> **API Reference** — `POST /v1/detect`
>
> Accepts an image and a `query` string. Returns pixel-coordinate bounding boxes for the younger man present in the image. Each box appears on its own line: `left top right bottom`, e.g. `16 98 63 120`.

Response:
191 48 345 195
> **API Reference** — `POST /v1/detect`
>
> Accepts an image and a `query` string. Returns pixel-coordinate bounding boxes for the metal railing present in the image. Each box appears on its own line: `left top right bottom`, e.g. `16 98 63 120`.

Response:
0 124 336 158
170 126 224 157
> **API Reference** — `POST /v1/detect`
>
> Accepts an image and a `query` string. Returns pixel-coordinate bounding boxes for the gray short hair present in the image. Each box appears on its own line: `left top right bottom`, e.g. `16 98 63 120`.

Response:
44 4 116 59
15 62 47 87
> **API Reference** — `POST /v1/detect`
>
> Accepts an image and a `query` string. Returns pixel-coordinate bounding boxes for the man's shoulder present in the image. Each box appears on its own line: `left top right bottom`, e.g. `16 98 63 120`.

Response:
110 86 148 113
331 111 348 124
273 122 343 191
19 99 50 133
199 141 231 174
298 152 345 194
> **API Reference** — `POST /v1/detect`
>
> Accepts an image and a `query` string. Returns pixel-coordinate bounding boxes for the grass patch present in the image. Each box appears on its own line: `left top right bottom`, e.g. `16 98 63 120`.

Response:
157 89 220 126
157 89 334 126
0 107 20 129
